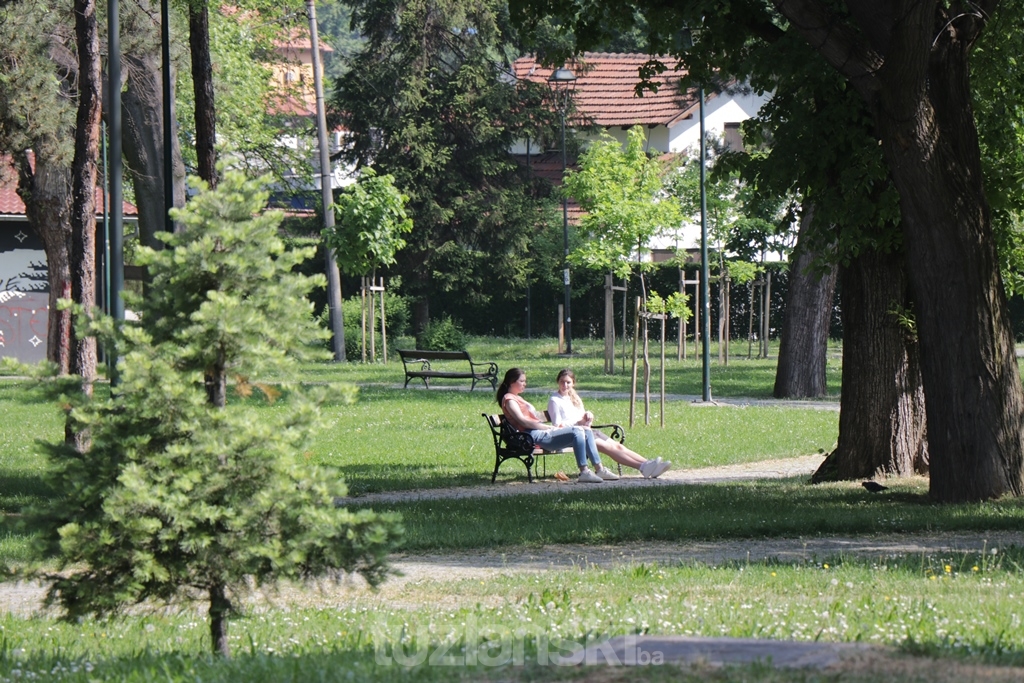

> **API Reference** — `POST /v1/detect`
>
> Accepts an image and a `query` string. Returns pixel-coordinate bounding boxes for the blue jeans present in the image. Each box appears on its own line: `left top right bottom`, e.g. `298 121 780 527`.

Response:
530 426 601 470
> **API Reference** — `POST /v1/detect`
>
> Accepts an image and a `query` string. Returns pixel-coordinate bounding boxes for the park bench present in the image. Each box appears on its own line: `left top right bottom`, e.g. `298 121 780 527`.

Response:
398 349 498 392
482 411 625 482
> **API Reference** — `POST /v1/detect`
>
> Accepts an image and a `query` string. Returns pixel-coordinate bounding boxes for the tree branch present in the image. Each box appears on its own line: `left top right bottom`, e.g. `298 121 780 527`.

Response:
772 0 883 91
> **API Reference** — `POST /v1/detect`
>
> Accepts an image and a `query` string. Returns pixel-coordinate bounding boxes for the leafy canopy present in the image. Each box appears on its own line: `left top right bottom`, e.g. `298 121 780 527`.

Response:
325 168 413 277
562 126 680 279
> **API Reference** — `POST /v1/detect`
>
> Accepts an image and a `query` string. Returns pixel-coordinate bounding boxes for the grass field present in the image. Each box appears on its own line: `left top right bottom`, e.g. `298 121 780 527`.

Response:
2 339 1024 681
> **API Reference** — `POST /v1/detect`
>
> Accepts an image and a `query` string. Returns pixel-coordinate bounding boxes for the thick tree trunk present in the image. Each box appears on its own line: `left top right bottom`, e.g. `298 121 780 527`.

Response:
812 249 927 482
15 152 73 373
776 0 1024 502
208 583 231 657
774 204 837 399
120 0 186 247
69 0 100 394
870 7 1024 502
189 0 217 188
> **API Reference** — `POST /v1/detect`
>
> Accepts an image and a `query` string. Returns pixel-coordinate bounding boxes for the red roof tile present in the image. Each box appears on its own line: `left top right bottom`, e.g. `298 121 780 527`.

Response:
513 53 697 128
0 154 138 218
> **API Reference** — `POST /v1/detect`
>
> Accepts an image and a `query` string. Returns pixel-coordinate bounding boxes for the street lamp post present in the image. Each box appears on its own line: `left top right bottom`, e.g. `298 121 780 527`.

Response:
548 66 576 355
682 28 712 402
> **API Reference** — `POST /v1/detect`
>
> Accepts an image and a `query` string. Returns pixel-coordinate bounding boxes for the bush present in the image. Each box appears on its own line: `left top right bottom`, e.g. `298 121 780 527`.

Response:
336 288 410 361
419 315 467 350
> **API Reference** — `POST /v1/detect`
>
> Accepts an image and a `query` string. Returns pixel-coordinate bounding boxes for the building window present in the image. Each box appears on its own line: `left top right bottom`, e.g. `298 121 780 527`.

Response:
724 122 743 151
284 71 298 83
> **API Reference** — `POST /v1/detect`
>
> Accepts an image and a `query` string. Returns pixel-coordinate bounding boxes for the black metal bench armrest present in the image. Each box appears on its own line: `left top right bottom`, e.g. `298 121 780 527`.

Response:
593 422 626 445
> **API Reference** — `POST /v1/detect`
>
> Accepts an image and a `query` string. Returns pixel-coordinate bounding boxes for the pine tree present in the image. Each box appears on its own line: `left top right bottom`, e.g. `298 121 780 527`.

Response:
27 172 403 656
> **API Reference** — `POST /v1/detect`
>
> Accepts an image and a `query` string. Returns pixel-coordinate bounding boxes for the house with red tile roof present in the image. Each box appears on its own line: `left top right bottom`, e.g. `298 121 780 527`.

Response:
0 155 138 363
512 53 770 257
512 52 768 155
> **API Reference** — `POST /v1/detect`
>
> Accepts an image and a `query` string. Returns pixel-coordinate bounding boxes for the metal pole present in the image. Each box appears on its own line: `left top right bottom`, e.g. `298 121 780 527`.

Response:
560 109 572 354
108 0 124 386
699 84 711 402
307 0 346 361
161 0 174 234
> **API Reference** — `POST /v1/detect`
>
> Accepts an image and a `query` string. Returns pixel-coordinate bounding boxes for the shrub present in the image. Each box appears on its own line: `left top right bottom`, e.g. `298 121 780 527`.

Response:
419 315 467 350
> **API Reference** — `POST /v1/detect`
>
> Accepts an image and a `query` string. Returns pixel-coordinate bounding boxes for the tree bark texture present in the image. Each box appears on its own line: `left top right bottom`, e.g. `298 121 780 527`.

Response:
189 0 217 188
773 205 837 399
69 0 100 396
775 0 1024 502
119 0 186 248
15 152 73 373
812 248 928 482
208 583 231 657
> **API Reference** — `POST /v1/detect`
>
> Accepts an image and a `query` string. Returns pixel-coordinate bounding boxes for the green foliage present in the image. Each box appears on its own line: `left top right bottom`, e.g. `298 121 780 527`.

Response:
22 172 403 655
332 0 562 311
725 259 758 286
325 168 413 277
419 315 468 351
563 126 681 279
175 6 310 183
647 290 692 322
973 0 1024 295
141 172 332 378
0 0 74 162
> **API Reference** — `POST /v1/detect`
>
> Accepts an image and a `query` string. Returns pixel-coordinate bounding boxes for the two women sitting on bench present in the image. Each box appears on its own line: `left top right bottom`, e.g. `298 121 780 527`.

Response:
497 368 617 484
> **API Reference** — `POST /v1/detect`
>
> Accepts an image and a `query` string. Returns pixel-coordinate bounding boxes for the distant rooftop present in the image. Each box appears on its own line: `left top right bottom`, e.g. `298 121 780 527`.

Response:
512 53 698 128
0 154 138 219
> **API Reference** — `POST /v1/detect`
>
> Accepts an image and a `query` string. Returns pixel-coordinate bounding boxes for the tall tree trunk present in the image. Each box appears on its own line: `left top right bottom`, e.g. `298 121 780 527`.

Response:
189 0 217 187
774 204 838 399
812 248 928 482
776 0 1024 502
15 152 73 373
69 0 101 404
120 0 186 248
871 6 1023 502
208 583 231 657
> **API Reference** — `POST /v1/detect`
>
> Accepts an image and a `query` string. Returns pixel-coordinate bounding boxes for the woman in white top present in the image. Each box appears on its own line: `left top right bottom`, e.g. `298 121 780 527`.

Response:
547 368 671 479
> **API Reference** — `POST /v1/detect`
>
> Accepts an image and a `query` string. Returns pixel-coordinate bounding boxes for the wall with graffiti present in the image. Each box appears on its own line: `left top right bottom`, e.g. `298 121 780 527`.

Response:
0 224 49 363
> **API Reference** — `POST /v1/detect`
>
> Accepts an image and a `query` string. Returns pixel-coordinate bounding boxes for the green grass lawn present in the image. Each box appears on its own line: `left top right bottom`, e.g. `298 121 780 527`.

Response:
280 335 844 399
4 340 1024 681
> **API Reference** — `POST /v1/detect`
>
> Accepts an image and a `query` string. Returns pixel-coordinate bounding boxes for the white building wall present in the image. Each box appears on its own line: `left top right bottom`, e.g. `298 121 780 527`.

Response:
668 89 771 153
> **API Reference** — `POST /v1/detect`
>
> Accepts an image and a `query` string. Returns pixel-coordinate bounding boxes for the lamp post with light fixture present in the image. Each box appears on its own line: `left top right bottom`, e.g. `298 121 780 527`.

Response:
681 29 711 402
548 66 576 355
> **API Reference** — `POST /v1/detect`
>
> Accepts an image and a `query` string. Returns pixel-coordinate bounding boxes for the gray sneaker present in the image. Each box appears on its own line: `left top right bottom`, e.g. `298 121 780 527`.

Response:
577 468 603 484
596 466 619 481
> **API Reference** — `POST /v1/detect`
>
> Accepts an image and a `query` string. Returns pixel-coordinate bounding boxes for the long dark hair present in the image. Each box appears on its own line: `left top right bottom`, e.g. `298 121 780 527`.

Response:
496 367 524 405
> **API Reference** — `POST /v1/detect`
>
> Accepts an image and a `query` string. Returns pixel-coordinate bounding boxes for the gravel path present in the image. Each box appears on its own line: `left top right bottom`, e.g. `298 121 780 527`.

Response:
7 455 1023 618
339 453 829 505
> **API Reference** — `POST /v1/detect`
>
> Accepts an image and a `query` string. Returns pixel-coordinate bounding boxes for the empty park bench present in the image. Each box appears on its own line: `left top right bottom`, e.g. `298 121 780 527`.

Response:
482 411 625 482
398 349 498 391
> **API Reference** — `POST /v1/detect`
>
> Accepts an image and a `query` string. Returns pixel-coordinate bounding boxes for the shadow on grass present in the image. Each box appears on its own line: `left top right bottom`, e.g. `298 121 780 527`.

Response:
0 473 53 513
337 463 490 495
352 478 1024 551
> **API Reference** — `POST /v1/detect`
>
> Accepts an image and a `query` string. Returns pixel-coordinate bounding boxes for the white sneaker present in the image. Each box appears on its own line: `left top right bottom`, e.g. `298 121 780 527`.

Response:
639 460 656 479
577 468 603 484
652 460 672 478
596 466 619 481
